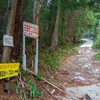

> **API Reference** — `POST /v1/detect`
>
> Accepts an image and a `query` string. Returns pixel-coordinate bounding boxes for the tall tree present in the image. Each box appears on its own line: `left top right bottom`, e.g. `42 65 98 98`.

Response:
50 0 60 51
2 0 18 92
31 0 40 52
11 0 23 58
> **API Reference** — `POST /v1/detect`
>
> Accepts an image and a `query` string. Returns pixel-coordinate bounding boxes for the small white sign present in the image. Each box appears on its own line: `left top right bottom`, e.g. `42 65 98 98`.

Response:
3 35 14 47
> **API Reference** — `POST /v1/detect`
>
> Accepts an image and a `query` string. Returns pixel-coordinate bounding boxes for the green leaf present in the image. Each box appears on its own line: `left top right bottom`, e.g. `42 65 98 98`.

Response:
11 83 18 94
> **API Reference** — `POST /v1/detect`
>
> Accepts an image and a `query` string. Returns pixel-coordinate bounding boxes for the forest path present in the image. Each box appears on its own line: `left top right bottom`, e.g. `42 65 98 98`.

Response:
54 39 100 100
80 38 93 47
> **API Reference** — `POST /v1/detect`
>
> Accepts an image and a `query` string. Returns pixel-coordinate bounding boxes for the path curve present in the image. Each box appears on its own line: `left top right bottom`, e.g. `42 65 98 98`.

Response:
62 39 100 100
80 38 93 47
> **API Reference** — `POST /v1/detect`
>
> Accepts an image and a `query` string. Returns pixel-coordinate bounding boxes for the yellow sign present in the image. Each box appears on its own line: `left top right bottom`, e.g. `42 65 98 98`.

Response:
0 63 20 79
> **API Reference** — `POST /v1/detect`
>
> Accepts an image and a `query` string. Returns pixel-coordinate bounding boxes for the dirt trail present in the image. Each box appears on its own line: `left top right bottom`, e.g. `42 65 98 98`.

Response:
54 39 100 100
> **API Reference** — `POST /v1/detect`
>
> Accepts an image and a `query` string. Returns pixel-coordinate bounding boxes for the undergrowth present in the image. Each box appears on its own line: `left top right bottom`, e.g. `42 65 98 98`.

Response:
26 79 42 99
39 43 78 73
93 32 100 50
12 70 42 100
93 32 100 61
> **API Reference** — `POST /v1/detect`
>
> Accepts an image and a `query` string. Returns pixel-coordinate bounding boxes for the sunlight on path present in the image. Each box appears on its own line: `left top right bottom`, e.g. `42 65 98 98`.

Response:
80 38 93 47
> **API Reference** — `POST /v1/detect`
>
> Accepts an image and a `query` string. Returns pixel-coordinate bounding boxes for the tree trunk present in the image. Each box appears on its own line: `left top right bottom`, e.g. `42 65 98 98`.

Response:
50 0 60 52
2 0 18 93
2 0 17 63
11 0 23 58
33 0 40 24
31 0 40 52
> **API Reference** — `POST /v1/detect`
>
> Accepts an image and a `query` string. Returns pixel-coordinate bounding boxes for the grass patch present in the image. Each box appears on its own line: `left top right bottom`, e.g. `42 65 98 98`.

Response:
93 32 100 50
95 52 100 61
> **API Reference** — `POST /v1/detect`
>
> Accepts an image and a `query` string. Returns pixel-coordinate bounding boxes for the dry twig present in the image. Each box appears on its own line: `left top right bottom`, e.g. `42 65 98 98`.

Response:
40 82 59 100
26 68 64 93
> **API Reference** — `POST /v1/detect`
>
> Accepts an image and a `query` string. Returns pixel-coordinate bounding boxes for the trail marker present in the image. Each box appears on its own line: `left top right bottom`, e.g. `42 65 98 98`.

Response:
23 21 39 38
22 21 39 74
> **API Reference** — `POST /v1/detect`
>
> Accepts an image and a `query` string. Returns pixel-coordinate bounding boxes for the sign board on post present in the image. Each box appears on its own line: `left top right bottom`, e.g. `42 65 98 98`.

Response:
0 63 20 79
22 21 39 74
3 35 14 47
23 21 39 38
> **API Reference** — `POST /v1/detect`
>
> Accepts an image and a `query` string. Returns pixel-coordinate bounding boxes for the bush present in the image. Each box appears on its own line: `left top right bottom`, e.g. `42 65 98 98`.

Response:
93 32 100 49
44 53 60 72
95 52 100 61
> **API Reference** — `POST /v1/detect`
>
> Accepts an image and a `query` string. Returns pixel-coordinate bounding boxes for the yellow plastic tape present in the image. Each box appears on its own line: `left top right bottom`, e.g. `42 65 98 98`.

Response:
0 63 20 79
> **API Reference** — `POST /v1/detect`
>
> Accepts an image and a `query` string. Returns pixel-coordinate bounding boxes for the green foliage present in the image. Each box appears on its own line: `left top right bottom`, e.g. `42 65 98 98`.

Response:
93 32 100 49
95 52 100 61
0 1 8 43
39 0 58 46
29 85 41 99
86 10 98 30
11 83 19 94
71 47 77 53
63 0 89 11
34 75 43 81
44 52 60 72
58 20 66 45
39 0 99 46
90 0 100 3
81 6 100 39
17 55 22 62
82 30 95 39
39 43 78 73
23 0 34 22
26 79 34 86
61 45 78 56
26 79 41 99
62 49 68 55
21 70 29 76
